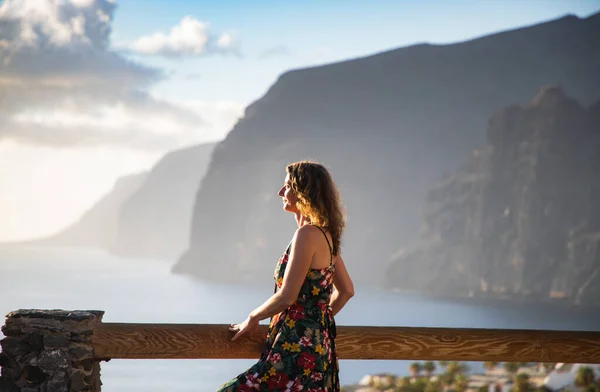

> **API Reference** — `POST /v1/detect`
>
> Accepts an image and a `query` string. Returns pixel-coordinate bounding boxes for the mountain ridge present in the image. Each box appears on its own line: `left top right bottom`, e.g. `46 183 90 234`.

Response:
174 11 600 290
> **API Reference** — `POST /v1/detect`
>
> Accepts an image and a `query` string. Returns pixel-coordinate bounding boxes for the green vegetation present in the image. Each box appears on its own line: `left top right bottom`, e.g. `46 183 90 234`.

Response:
576 366 596 388
574 366 600 392
503 362 521 376
423 361 436 378
513 373 531 392
347 361 471 392
343 362 600 392
410 362 423 378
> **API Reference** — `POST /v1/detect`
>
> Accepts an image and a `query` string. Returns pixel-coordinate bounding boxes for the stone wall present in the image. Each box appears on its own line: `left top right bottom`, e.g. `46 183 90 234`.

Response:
0 310 104 392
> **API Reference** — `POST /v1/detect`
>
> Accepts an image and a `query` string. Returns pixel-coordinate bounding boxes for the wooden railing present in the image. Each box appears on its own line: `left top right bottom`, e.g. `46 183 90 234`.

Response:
92 323 600 363
3 310 600 391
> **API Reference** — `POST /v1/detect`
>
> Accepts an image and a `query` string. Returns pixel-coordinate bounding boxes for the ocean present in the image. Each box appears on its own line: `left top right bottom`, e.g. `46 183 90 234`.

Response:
1 245 598 391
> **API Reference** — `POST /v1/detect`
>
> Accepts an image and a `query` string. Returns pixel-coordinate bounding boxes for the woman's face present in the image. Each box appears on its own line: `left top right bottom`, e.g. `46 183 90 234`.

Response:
278 173 299 213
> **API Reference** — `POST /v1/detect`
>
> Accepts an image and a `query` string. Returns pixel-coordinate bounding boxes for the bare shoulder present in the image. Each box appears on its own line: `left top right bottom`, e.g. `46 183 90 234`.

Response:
293 225 322 246
295 224 322 238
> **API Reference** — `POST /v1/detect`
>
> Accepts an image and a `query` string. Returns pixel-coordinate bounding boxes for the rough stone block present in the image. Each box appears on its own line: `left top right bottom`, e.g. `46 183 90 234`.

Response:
69 346 93 361
19 352 39 366
25 333 44 353
70 370 87 391
0 378 21 392
44 335 70 349
45 381 68 392
1 310 104 392
1 321 22 337
37 350 69 372
0 353 23 380
70 334 92 343
1 337 30 357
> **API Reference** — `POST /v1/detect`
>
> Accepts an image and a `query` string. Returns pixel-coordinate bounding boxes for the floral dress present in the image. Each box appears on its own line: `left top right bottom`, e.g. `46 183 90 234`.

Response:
217 226 339 391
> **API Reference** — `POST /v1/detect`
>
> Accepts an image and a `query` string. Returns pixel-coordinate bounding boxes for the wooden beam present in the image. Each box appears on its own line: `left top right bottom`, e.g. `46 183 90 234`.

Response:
92 323 600 363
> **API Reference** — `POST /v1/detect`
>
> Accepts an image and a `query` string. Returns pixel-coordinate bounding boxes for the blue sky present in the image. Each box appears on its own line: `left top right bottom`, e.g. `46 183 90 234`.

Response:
113 0 600 102
0 0 599 240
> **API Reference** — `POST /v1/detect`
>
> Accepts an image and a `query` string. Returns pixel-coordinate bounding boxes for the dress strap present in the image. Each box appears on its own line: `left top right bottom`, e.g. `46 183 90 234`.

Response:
312 225 333 265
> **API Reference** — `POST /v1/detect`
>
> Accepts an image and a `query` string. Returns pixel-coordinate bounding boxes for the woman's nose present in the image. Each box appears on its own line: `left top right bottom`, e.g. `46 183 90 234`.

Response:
278 187 284 197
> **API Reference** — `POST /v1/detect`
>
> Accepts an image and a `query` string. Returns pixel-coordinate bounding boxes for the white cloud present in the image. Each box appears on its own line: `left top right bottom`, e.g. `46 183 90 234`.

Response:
71 0 98 8
216 32 236 50
7 103 198 150
0 98 245 241
0 0 246 241
258 45 290 59
6 98 245 149
0 0 226 150
0 0 113 50
130 16 238 57
184 72 202 80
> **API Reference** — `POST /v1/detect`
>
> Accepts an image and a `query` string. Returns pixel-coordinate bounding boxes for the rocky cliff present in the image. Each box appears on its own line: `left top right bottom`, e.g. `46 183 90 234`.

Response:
110 142 216 261
35 142 215 261
175 12 600 287
36 172 147 249
385 87 600 305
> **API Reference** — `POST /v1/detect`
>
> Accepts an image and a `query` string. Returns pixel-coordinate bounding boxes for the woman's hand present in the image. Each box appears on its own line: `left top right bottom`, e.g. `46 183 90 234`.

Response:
229 315 259 341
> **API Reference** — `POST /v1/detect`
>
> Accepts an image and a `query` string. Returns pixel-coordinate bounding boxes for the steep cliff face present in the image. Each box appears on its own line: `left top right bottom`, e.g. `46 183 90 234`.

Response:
36 173 147 248
386 87 600 305
111 142 216 261
564 98 600 305
175 12 600 286
35 142 216 260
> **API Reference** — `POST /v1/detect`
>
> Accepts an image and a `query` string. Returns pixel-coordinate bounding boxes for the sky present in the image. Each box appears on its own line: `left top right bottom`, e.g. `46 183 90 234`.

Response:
1 0 599 241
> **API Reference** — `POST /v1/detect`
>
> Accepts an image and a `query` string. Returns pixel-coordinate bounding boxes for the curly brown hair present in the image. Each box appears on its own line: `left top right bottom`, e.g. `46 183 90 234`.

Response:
286 160 346 256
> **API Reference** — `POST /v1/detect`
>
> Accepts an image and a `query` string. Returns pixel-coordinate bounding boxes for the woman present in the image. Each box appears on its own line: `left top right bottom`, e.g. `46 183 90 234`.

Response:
217 160 355 392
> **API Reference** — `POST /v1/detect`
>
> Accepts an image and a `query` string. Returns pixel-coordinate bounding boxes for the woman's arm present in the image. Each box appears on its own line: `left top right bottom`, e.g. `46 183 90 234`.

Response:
229 291 289 341
251 226 317 319
230 226 316 340
329 254 354 316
